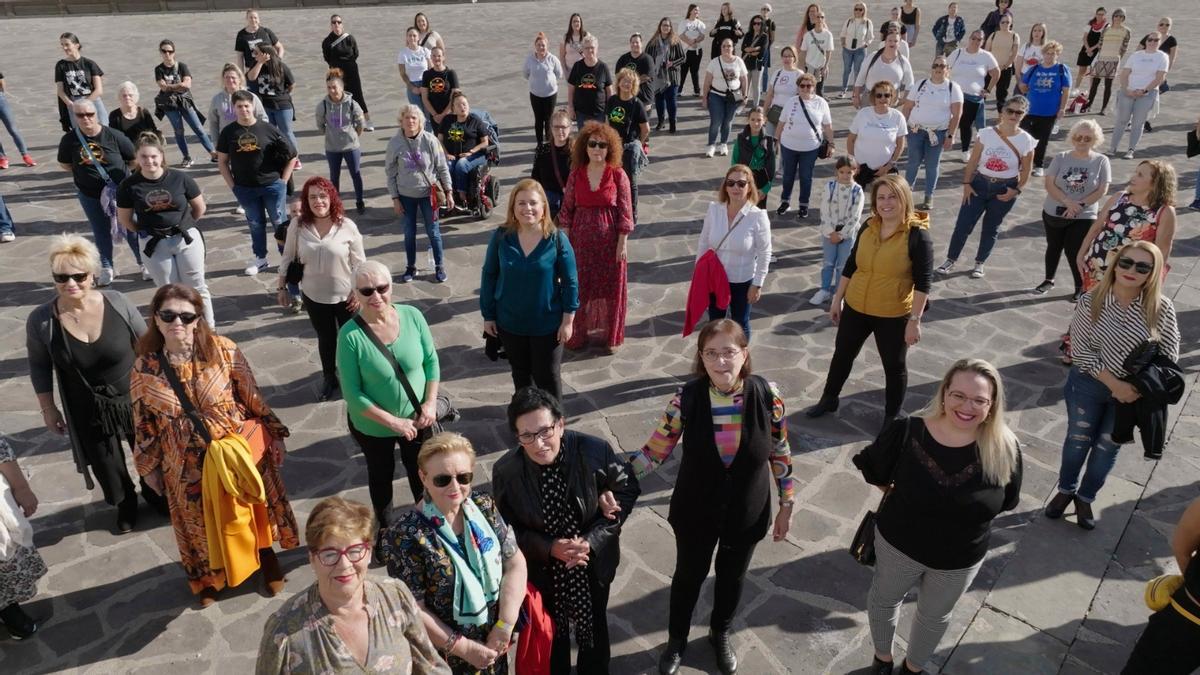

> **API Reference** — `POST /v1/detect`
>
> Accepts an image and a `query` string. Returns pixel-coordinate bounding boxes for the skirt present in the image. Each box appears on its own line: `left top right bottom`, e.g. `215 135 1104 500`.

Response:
1089 57 1119 79
1075 46 1097 68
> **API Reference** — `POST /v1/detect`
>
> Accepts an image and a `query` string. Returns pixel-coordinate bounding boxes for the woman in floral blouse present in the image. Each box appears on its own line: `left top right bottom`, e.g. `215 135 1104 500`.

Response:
1077 160 1176 291
0 435 46 640
256 496 450 674
381 433 527 674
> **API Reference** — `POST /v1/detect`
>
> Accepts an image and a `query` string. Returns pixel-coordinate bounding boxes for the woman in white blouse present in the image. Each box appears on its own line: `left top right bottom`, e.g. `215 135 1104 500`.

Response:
694 164 772 339
277 176 366 402
1110 33 1169 159
839 2 875 98
846 80 907 188
774 72 834 219
700 38 749 158
901 55 963 210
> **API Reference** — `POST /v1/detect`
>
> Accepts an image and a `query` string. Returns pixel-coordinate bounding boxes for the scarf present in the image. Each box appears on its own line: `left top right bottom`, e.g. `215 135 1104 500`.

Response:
572 166 618 209
421 497 503 627
539 454 594 647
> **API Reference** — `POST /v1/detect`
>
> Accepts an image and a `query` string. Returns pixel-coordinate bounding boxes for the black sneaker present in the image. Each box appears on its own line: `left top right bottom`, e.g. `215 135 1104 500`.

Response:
804 397 839 418
1033 280 1054 294
1143 121 1153 133
871 656 895 675
796 205 809 219
776 202 790 216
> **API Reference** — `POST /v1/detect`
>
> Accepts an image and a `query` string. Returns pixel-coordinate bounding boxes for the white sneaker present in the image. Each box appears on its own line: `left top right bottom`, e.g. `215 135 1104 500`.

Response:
0 231 14 243
838 89 848 99
961 150 970 163
717 143 729 156
810 289 832 305
970 263 985 279
1031 167 1044 177
1051 122 1060 135
234 205 245 216
140 264 153 281
97 267 115 287
935 259 955 275
704 145 716 158
288 297 304 314
1123 149 1135 160
244 257 269 276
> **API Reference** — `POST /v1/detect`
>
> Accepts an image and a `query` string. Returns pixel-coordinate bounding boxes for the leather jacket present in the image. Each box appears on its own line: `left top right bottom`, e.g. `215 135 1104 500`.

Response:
492 429 640 586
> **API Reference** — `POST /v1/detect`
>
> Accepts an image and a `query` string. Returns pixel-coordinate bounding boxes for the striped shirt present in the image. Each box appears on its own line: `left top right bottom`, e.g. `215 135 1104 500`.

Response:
629 381 794 501
1070 290 1179 378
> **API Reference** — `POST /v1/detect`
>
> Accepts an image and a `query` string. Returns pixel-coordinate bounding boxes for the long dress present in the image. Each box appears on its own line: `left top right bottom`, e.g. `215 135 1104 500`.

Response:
1081 191 1161 291
557 165 634 350
131 335 299 594
0 437 47 609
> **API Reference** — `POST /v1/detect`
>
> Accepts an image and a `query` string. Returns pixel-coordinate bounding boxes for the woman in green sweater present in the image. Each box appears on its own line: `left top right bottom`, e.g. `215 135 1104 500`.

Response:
731 106 776 209
336 259 441 533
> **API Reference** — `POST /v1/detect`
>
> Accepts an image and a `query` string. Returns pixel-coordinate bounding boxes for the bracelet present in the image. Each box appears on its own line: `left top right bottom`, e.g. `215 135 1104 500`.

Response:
441 630 461 655
779 499 795 507
494 618 512 632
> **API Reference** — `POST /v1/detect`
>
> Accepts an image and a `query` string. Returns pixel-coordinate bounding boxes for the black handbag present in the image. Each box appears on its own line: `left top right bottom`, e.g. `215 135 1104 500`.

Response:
797 96 834 159
849 418 911 566
1187 129 1200 159
284 260 304 285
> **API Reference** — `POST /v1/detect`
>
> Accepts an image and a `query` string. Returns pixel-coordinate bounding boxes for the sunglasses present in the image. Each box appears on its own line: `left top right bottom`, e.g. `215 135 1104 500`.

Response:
1003 108 1025 116
874 92 893 99
431 472 473 488
587 140 608 149
156 309 199 325
1116 257 1154 274
331 20 343 24
798 83 815 89
312 542 369 566
160 49 174 54
725 179 749 188
932 64 947 69
75 112 96 119
357 284 390 296
52 272 90 284
1073 135 1094 142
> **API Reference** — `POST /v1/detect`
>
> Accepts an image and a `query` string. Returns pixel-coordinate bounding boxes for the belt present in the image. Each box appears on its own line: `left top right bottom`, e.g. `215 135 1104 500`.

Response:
977 174 1016 183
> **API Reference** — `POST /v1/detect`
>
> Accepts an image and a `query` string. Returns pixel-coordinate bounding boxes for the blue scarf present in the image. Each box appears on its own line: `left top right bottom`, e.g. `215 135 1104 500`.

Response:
420 497 503 627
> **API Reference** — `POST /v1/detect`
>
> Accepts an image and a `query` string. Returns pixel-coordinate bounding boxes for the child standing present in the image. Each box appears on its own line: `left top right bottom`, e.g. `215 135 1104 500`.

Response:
732 106 777 209
813 156 865 305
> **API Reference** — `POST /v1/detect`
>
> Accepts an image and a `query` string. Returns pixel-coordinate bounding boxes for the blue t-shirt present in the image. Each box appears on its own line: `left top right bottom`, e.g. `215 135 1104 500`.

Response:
1022 64 1072 117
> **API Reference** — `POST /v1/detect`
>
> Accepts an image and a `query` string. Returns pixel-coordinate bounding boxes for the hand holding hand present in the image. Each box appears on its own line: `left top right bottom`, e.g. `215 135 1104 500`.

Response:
458 640 499 670
485 624 513 655
598 490 621 520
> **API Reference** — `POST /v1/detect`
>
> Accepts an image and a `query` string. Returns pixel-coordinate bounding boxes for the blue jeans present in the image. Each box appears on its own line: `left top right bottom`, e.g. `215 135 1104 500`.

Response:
1194 168 1200 203
545 189 563 220
68 97 108 131
164 107 214 160
266 108 299 154
708 279 753 340
1057 367 1121 503
449 151 487 194
904 129 947 201
574 112 606 131
821 234 855 292
406 89 432 131
326 149 364 202
706 92 737 145
397 193 443 269
946 174 1018 264
0 193 13 235
779 146 820 206
654 84 678 123
231 181 287 260
841 47 866 90
0 92 29 157
78 193 140 268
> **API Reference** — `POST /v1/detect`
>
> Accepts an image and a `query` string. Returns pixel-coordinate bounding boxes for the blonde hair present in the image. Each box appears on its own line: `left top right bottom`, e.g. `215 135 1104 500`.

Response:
615 68 639 92
1138 160 1177 212
305 496 375 549
417 432 477 470
870 174 914 223
915 358 1020 486
1088 241 1167 338
503 178 556 237
48 234 101 275
1041 40 1063 54
717 164 761 205
1069 118 1103 148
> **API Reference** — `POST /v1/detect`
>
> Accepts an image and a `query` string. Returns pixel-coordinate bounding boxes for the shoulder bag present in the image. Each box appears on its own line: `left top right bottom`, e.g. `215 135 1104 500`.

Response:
159 353 268 463
405 134 447 207
765 70 786 124
798 97 834 159
718 57 739 104
284 224 305 285
849 417 911 566
73 126 123 242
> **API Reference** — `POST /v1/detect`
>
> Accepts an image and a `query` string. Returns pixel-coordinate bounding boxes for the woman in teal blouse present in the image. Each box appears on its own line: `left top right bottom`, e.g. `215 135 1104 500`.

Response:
337 259 440 532
480 178 579 402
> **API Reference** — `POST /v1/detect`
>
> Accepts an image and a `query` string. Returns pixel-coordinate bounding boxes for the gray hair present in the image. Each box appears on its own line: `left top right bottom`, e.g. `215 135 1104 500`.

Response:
72 99 97 114
117 80 139 100
581 34 599 49
397 103 424 122
353 260 391 286
1069 118 1104 148
1004 94 1030 112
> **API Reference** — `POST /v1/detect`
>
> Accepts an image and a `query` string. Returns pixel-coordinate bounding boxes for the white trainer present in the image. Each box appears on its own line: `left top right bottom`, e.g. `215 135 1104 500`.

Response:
244 257 269 276
704 145 715 158
809 289 832 305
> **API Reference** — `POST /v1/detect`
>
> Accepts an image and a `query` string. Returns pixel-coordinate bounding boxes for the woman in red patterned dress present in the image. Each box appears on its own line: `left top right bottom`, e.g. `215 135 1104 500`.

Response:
557 121 634 351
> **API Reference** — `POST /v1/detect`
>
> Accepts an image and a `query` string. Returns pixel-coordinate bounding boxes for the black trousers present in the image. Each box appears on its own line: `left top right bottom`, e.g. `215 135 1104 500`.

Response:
530 92 557 147
820 304 909 418
349 424 423 527
497 326 564 403
1041 213 1090 293
1087 76 1114 113
668 527 759 639
959 98 984 152
681 50 703 94
548 573 612 675
994 66 1015 112
1122 603 1200 675
1020 114 1056 168
302 294 353 380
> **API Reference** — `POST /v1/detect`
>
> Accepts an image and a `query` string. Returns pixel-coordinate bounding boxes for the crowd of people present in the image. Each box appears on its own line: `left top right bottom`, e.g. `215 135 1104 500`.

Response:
0 3 1196 674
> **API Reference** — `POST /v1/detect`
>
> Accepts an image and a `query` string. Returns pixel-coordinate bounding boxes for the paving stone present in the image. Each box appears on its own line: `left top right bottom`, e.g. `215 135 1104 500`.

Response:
943 605 1067 674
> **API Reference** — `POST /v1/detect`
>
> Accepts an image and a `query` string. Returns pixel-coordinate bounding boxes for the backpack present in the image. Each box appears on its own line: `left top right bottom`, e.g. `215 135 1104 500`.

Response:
473 108 502 164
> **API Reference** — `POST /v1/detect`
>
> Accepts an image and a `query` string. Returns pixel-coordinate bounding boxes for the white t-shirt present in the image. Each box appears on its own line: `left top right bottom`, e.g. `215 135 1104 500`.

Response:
907 78 964 128
769 69 803 102
949 48 999 97
679 18 708 51
849 107 908 168
854 51 914 93
975 126 1036 178
707 56 748 94
896 39 911 60
779 95 832 152
1123 50 1170 91
397 46 430 83
1019 43 1044 75
800 29 835 72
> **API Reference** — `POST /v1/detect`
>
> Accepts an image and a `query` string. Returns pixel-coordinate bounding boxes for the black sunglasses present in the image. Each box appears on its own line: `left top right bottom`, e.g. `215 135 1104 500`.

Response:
587 140 608 149
357 284 390 296
156 309 199 325
1116 257 1154 274
431 472 473 488
725 179 749 188
53 272 90 284
75 112 96 119
160 49 175 54
874 92 893 99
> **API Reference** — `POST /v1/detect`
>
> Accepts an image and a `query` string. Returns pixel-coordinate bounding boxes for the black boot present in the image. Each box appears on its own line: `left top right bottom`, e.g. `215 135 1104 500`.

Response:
658 637 685 675
669 118 677 134
871 655 895 675
804 396 839 418
318 376 339 402
1074 497 1096 530
709 630 737 674
656 118 665 131
1044 491 1073 519
0 602 38 640
116 493 138 534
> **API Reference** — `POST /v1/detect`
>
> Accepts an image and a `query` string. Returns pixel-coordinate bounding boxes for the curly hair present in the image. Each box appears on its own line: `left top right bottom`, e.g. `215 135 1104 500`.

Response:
299 176 345 225
570 121 623 169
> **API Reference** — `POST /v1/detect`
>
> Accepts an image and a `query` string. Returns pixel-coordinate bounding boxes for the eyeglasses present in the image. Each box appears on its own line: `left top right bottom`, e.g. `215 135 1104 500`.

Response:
1116 257 1154 274
160 49 175 54
874 92 893 99
75 112 96 119
947 391 992 408
725 179 749 188
312 542 370 566
798 83 815 89
1073 135 1094 142
52 272 90 284
1003 108 1025 116
587 140 608 149
430 472 473 488
357 284 390 296
855 7 865 12
156 309 199 325
516 423 557 444
932 64 947 69
701 348 743 361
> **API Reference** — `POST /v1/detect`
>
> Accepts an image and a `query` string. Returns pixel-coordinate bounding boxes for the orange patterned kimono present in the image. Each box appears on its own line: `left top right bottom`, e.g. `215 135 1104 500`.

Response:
130 335 299 594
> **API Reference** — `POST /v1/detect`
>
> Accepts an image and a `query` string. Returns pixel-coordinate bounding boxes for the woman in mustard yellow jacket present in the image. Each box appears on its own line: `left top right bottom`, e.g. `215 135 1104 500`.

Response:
805 174 933 431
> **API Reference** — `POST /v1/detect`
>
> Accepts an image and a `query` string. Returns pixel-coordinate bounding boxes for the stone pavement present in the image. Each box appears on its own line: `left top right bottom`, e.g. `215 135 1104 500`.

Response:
0 1 1197 673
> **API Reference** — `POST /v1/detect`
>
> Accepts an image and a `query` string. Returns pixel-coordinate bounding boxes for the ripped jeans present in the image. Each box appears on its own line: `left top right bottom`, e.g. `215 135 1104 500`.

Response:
1056 367 1121 503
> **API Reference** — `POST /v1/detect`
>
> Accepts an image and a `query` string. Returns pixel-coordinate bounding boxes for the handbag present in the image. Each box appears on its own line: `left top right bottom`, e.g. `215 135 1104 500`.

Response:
849 418 911 566
1186 129 1200 159
351 314 459 441
718 57 739 104
73 125 123 242
55 307 134 439
159 353 269 464
797 97 834 160
765 71 785 123
284 225 305 285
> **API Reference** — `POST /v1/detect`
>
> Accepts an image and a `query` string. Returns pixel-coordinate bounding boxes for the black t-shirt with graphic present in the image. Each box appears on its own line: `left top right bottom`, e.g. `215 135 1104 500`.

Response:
615 52 654 105
117 169 202 235
254 63 295 111
421 68 459 114
235 26 280 69
216 120 290 186
606 96 647 144
438 114 490 156
567 60 613 118
57 127 135 198
107 108 160 145
54 57 104 98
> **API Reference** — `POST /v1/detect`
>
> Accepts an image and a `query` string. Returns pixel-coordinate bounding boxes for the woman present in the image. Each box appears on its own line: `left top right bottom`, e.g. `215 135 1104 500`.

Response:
740 15 769 108
1109 33 1168 160
566 35 613 129
701 38 749 158
607 70 649 223
901 55 963 210
984 14 1021 114
109 82 160 147
732 107 777 209
631 319 793 675
384 104 453 284
949 30 1000 159
525 33 564 148
679 5 707 97
531 109 573 219
54 32 106 132
414 12 444 51
316 70 365 214
560 13 588 74
420 47 459 132
709 3 743 61
775 73 832 218
322 14 373 132
937 95 1034 279
131 283 299 605
1048 241 1178 529
247 45 298 157
847 80 907 189
153 41 214 166
257 496 450 674
806 175 932 428
207 64 268 151
1085 8 1130 115
0 435 45 641
397 27 431 115
839 3 874 99
558 122 633 352
382 433 528 675
854 359 1022 675
337 260 441 530
1020 23 1048 77
438 93 493 214
116 133 212 327
1036 119 1110 300
481 179 579 402
1075 8 1108 91
1077 160 1176 292
494 386 640 675
695 165 772 339
0 70 35 169
762 45 802 139
646 17 686 134
798 10 835 98
900 0 921 46
979 0 1013 40
1140 18 1176 133
1018 41 1071 176
278 177 364 402
932 2 966 57
25 235 149 533
795 3 823 49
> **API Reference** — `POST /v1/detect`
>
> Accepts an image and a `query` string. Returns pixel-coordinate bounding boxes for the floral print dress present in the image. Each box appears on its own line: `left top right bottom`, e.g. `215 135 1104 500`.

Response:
0 437 47 609
1081 191 1161 291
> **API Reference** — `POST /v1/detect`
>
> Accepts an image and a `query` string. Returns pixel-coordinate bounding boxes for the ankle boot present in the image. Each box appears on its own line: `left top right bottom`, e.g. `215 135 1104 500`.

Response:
0 602 38 640
656 118 665 131
1044 491 1073 519
669 118 677 134
804 396 839 418
709 630 738 674
260 547 286 595
1074 497 1096 530
658 637 685 675
116 493 139 533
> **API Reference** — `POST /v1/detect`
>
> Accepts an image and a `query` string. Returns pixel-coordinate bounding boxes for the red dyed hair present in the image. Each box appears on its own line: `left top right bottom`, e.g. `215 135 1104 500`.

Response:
299 176 345 224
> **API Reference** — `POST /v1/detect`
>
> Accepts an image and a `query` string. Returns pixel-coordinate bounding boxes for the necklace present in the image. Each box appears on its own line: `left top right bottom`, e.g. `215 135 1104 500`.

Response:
165 345 194 364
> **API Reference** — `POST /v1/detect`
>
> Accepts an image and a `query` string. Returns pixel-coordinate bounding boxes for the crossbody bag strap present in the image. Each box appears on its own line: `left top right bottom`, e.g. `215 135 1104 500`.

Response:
330 32 352 49
713 212 747 251
798 97 824 143
159 353 214 445
352 313 423 414
74 126 114 186
994 128 1023 165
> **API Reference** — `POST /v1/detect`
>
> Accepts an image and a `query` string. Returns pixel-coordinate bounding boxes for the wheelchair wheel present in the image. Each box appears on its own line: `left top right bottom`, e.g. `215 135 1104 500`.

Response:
476 173 496 220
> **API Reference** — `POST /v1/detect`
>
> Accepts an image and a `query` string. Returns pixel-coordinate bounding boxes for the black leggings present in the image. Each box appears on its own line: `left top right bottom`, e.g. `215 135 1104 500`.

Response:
497 327 563 402
530 92 557 147
959 98 985 152
681 50 703 94
994 66 1015 112
81 432 136 507
1041 213 1090 293
1087 76 1115 113
1020 114 1057 168
820 304 909 418
548 572 612 675
349 424 423 527
302 294 353 380
668 527 759 639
